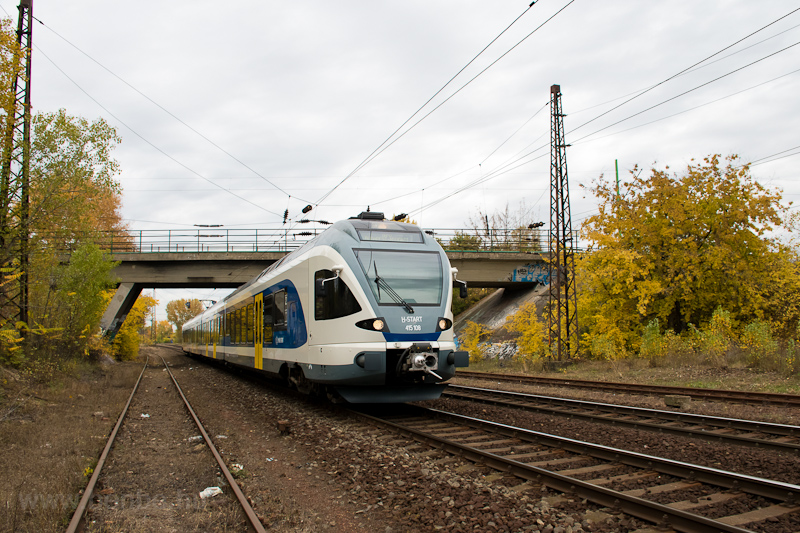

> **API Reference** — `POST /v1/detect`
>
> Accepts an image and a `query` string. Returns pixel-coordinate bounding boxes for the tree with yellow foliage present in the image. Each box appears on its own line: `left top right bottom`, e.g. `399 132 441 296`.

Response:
579 154 800 356
166 298 204 336
504 302 546 370
113 295 156 360
459 321 490 364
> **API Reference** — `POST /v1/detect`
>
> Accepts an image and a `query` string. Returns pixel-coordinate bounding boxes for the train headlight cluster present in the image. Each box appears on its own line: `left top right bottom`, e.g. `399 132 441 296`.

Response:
356 318 387 332
436 318 453 331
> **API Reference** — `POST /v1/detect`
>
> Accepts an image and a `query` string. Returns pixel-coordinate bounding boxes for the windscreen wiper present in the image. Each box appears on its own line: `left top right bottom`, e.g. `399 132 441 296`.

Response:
374 262 414 314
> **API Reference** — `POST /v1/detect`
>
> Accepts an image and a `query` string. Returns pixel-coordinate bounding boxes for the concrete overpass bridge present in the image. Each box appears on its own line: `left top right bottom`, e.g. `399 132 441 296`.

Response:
100 227 555 337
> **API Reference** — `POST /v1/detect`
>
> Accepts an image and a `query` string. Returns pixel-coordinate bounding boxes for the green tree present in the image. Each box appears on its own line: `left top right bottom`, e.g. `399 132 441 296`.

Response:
45 243 118 348
166 298 204 335
29 109 124 243
579 154 800 355
23 111 124 358
0 101 125 362
445 231 482 251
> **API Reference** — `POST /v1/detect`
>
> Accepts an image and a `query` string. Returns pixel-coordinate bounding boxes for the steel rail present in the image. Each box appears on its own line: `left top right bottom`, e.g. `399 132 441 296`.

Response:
455 370 800 407
160 356 266 533
66 359 149 533
443 384 800 453
351 405 800 533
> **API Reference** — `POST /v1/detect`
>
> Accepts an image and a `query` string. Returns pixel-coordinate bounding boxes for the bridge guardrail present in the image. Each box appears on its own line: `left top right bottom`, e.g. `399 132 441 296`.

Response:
97 227 581 254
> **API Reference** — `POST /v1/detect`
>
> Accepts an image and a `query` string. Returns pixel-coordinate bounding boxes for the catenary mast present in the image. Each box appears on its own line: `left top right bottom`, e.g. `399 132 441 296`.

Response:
0 0 33 329
547 84 578 361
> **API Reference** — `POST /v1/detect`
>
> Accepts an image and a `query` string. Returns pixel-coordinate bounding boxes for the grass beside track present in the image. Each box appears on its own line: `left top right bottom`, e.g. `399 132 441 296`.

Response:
464 358 800 395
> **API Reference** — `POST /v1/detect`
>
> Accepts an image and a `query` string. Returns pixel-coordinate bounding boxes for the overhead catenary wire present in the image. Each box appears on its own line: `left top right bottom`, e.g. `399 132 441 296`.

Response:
384 41 800 222
398 8 800 218
28 13 309 204
34 46 284 218
370 101 549 209
567 19 800 118
568 5 800 135
576 65 800 146
313 0 576 210
571 39 800 145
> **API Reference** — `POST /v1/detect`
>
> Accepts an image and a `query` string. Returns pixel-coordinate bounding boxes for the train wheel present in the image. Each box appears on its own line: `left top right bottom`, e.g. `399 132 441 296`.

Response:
288 365 313 395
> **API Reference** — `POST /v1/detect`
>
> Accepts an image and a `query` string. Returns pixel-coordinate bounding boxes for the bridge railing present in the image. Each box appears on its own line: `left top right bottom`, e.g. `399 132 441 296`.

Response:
101 228 324 254
100 227 582 254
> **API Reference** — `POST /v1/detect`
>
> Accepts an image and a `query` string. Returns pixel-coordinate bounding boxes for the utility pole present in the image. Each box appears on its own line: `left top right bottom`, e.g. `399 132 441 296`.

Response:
0 0 33 330
547 84 578 362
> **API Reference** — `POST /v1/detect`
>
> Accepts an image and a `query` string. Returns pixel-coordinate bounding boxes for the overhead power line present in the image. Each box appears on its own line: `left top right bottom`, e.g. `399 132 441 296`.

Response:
569 5 800 135
577 66 800 146
34 47 283 218
29 14 308 204
313 0 576 210
572 39 800 144
364 8 800 221
370 101 549 209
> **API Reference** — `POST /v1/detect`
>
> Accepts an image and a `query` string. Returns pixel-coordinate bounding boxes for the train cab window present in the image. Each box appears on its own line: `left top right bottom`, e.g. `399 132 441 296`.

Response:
246 303 254 343
274 289 287 329
263 294 274 343
315 269 362 320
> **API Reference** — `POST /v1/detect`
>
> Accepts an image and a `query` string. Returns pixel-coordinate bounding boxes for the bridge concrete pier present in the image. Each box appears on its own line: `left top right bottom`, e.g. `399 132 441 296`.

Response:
100 282 143 340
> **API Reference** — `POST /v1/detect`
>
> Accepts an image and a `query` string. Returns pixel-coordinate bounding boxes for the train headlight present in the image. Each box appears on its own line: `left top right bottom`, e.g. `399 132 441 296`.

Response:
356 318 387 332
436 318 453 331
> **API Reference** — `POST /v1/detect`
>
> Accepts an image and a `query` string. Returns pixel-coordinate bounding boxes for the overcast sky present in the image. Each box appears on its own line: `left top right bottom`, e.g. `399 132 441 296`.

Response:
4 0 800 314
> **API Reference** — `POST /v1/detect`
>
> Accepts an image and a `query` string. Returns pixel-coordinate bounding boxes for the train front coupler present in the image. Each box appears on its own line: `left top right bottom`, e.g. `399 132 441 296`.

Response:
397 343 442 380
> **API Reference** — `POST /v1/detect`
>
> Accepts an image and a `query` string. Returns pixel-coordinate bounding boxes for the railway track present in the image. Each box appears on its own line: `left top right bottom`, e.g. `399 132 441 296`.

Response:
442 385 800 454
66 356 266 533
455 370 800 407
352 403 800 533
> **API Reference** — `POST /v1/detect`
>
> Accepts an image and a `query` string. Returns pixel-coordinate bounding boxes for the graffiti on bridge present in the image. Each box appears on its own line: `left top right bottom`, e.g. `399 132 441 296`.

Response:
512 263 549 284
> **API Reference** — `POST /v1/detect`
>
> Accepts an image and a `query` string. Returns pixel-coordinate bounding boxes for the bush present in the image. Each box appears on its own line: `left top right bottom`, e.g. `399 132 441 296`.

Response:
504 303 545 371
741 320 781 372
459 321 490 364
639 318 665 362
693 307 736 366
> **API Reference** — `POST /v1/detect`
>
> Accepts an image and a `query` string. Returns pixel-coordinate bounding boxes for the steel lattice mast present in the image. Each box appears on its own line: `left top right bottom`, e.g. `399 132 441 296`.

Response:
547 84 578 361
0 0 33 327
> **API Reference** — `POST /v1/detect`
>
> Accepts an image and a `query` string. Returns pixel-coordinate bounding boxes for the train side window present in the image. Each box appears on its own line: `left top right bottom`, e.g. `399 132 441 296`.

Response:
274 289 287 329
263 294 274 343
246 303 254 343
315 269 362 320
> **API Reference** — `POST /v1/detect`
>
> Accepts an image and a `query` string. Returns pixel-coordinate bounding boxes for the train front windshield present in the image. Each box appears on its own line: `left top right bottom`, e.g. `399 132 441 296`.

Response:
355 250 443 305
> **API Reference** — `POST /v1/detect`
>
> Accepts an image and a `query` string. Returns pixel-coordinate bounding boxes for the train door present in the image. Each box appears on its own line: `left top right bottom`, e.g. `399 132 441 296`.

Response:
212 317 218 359
254 293 264 370
204 321 209 357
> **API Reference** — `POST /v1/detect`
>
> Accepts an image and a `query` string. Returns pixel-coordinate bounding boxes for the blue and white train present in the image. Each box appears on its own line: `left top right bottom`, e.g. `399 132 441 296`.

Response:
181 212 469 403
